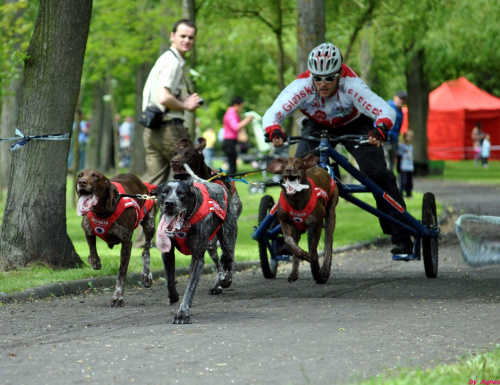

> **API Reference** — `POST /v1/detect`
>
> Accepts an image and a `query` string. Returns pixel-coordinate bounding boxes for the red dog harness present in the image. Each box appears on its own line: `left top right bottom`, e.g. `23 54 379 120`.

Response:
277 177 335 230
87 182 156 241
174 183 227 255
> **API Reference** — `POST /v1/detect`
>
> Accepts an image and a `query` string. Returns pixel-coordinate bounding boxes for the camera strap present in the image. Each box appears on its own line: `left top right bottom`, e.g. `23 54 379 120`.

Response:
168 48 192 95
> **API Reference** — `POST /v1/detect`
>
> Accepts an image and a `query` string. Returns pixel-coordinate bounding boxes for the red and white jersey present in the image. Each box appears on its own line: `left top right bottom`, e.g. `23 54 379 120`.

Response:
263 64 396 134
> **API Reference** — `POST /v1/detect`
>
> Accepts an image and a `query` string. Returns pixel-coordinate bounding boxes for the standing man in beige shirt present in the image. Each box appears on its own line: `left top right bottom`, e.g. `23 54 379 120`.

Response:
141 18 202 186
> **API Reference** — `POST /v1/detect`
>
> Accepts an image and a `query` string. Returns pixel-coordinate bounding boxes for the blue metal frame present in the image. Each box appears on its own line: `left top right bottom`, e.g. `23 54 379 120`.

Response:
251 132 440 263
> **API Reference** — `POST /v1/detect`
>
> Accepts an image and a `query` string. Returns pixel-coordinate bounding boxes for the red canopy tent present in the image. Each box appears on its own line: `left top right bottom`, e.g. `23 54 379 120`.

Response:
427 77 500 160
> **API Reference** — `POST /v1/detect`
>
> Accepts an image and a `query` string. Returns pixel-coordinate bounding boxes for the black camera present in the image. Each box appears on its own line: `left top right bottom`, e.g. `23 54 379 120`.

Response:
198 97 204 106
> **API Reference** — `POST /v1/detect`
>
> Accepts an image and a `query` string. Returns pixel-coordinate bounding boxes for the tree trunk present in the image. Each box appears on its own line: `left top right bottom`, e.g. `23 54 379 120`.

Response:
292 0 325 136
0 0 92 269
86 83 105 170
183 0 197 139
407 48 430 173
130 62 150 176
297 0 325 73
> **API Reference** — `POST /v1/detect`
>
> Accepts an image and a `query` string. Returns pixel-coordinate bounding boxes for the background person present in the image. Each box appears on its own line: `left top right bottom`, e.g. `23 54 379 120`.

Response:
481 133 491 168
118 115 134 167
77 113 90 170
263 42 413 255
471 122 485 166
398 130 415 198
222 96 253 175
202 127 216 168
384 90 407 172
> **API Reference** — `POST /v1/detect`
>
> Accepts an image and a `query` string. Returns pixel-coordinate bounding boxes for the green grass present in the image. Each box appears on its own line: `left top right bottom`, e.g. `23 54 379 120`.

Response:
431 159 500 183
354 346 500 385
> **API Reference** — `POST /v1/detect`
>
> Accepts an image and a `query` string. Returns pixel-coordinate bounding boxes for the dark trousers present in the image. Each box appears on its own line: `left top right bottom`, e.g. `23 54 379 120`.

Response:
222 139 238 175
399 171 414 197
297 116 409 242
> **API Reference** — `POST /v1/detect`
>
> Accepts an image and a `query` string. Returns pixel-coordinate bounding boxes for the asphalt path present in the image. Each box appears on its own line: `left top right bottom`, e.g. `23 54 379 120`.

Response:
1 178 500 385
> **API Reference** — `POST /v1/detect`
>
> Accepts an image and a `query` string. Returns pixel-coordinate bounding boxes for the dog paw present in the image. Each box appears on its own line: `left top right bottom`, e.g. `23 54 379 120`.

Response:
317 270 330 284
173 315 192 324
209 286 223 295
169 292 180 304
288 274 298 283
109 298 124 307
88 256 101 270
219 277 232 289
141 272 153 288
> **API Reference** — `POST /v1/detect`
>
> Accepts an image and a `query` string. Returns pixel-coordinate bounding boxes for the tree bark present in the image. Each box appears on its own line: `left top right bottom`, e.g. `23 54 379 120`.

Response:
183 0 197 139
297 0 324 73
292 0 325 136
130 62 150 176
407 48 430 171
0 0 92 269
86 83 105 170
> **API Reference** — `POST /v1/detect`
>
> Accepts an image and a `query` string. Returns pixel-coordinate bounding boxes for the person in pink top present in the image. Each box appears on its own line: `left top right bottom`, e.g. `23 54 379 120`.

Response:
222 96 253 174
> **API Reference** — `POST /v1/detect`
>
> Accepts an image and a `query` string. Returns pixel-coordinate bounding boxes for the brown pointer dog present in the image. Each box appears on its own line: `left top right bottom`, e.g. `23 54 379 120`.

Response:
169 137 242 289
266 154 339 284
76 170 156 307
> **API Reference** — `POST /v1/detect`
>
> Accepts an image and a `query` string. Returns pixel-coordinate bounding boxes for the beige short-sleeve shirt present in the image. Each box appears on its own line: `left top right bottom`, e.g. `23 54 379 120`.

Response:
142 47 187 121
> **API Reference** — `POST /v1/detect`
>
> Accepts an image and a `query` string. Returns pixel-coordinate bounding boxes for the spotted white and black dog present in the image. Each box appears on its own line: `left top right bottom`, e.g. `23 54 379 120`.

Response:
154 173 237 324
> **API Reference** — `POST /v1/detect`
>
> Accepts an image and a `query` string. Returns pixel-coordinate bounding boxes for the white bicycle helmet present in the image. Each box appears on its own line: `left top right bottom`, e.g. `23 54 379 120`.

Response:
307 43 342 75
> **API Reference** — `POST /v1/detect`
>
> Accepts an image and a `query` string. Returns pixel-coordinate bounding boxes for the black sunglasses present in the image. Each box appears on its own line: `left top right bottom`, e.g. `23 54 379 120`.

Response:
312 73 340 83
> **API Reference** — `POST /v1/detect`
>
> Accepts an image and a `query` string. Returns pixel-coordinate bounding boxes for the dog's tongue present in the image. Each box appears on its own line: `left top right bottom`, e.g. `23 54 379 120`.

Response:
77 194 98 216
156 213 186 253
156 215 172 253
284 179 309 195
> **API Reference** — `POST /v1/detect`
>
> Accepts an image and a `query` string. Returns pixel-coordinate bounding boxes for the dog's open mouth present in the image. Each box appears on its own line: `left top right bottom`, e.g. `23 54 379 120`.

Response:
156 211 186 253
282 175 309 195
172 165 187 175
77 193 98 216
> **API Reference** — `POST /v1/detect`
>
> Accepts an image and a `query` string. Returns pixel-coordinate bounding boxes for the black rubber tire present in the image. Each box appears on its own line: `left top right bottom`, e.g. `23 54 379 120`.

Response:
422 192 439 278
307 228 330 284
258 195 278 279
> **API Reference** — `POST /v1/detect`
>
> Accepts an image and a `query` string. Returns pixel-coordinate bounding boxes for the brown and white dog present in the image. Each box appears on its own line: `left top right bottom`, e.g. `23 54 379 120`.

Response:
266 154 339 284
76 170 157 307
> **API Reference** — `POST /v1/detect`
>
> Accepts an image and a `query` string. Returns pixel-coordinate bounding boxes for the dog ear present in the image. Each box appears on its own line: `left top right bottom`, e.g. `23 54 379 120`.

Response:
195 137 207 153
174 138 192 149
105 178 117 212
266 158 286 174
302 154 320 169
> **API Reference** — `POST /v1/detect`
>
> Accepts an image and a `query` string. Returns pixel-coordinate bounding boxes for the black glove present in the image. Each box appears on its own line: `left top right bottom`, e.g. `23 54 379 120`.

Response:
368 123 389 141
264 129 286 142
271 129 286 141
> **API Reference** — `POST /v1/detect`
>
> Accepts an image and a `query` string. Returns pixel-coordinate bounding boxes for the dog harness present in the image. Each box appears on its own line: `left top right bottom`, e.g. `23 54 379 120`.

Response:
87 182 156 242
211 170 237 194
174 183 227 255
276 177 335 231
